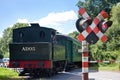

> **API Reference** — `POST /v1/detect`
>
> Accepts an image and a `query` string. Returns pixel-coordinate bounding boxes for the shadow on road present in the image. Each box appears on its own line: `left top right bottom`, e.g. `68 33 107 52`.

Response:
26 69 96 80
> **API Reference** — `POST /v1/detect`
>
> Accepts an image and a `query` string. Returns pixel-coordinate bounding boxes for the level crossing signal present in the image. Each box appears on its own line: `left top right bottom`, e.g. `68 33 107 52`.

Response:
98 20 112 33
76 18 92 33
76 7 113 44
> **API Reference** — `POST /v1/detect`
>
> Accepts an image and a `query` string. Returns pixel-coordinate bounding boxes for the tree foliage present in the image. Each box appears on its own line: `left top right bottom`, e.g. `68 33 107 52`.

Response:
0 54 4 59
106 3 120 51
0 23 28 57
89 3 120 60
76 0 119 18
68 31 79 39
76 1 120 61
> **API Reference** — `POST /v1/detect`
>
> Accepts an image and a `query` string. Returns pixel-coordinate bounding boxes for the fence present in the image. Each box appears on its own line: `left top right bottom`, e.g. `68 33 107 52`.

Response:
89 60 120 63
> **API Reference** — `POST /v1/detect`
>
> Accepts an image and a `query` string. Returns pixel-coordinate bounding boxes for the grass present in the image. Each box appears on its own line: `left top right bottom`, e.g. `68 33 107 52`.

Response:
89 63 120 72
0 67 19 80
99 63 120 72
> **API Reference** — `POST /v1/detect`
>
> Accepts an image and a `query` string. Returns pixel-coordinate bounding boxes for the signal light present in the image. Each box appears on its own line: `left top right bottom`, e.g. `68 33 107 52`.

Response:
76 18 92 33
98 20 112 33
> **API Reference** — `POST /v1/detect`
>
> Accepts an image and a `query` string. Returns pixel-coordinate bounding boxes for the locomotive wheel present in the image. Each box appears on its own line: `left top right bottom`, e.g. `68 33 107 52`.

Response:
33 72 40 78
47 69 53 77
46 68 58 77
19 72 25 76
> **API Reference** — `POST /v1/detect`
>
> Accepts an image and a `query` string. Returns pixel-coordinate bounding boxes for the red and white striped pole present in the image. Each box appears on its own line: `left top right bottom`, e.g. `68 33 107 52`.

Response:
82 40 89 80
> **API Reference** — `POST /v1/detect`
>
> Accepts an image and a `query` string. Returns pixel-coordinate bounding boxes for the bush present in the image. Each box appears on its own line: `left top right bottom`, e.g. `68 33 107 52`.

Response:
0 54 4 59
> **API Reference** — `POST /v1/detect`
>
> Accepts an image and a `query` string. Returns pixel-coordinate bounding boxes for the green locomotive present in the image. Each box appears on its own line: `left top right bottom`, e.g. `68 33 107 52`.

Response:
9 24 82 77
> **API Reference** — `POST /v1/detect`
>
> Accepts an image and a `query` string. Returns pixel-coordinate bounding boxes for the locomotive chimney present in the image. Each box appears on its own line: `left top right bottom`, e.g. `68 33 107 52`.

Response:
30 23 40 27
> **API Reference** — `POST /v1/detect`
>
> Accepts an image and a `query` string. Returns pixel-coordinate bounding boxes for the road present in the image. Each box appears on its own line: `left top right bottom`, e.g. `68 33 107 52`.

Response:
89 71 120 80
26 69 120 80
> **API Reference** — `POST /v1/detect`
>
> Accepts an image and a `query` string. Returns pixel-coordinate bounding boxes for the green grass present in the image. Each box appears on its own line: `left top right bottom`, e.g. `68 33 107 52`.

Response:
89 63 120 72
0 68 19 80
99 63 120 71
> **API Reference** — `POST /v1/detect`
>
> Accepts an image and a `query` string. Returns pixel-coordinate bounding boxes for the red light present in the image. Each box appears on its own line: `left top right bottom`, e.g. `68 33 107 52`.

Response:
102 23 107 30
98 20 112 33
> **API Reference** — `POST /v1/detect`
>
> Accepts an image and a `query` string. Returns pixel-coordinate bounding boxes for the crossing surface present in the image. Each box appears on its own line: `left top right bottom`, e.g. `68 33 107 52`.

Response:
89 71 120 80
27 68 120 80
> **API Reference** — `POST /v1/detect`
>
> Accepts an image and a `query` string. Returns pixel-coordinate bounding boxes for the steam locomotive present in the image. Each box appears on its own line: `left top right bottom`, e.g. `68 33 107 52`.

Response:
9 24 82 77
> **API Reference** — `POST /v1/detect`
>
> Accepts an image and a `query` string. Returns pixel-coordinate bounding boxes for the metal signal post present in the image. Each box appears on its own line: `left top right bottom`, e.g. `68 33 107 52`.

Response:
82 40 89 80
76 7 113 80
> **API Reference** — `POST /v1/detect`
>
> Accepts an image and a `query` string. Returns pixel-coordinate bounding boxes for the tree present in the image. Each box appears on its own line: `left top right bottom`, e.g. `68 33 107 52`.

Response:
76 0 119 18
0 54 3 59
0 23 28 57
106 3 120 51
68 31 79 39
89 3 120 60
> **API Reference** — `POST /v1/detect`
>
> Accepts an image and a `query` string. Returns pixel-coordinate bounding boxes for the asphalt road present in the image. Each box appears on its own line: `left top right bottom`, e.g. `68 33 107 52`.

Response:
89 71 120 80
27 69 120 80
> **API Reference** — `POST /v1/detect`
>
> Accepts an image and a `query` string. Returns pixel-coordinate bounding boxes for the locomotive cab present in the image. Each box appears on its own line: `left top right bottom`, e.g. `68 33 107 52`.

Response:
13 24 56 42
9 24 56 70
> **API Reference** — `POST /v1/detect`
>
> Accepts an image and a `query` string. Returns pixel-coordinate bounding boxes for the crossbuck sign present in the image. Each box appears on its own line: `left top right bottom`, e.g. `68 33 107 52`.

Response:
76 8 112 44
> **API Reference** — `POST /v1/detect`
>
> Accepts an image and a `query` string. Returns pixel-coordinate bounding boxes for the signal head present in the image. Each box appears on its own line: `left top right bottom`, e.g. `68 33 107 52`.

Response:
76 18 92 33
98 20 112 33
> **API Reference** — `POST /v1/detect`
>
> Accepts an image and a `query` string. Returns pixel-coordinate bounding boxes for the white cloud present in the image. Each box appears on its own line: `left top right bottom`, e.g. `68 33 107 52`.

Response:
16 10 77 34
17 18 29 23
38 10 77 26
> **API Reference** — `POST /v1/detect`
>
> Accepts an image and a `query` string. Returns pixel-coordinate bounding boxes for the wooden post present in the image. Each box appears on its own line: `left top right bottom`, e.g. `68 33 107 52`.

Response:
82 40 89 80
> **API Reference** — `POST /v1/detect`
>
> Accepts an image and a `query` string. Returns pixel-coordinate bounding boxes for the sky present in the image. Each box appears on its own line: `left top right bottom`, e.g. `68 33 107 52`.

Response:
0 0 79 37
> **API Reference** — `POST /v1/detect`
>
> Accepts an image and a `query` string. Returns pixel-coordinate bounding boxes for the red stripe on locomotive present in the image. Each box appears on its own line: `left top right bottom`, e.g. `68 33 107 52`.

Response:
9 60 52 69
